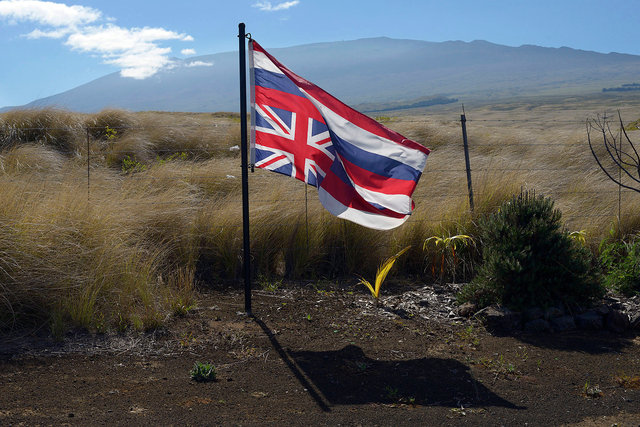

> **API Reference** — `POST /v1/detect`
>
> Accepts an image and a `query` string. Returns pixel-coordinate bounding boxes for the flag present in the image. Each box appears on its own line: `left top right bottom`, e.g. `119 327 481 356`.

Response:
249 40 430 230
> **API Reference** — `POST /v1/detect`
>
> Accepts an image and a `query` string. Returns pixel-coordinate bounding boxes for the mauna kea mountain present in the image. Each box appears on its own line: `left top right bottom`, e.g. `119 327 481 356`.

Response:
7 37 640 113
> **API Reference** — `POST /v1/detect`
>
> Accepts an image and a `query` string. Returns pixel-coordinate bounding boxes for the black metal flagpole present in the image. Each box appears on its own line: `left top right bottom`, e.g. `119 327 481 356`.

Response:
239 23 252 315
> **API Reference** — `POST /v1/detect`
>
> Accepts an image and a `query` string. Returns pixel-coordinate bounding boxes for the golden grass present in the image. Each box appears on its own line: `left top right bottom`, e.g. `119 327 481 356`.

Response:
1 102 639 332
0 165 203 332
0 108 84 154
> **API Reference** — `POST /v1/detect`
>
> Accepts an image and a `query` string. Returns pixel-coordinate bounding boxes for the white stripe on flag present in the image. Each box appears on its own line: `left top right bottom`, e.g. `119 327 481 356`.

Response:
253 50 285 75
318 187 409 231
350 181 413 215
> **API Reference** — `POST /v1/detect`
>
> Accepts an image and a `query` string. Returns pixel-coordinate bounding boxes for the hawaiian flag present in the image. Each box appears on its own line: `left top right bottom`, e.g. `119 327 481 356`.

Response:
249 40 430 230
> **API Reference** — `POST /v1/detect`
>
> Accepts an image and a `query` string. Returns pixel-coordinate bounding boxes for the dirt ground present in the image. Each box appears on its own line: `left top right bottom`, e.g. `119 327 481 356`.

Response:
1 283 640 426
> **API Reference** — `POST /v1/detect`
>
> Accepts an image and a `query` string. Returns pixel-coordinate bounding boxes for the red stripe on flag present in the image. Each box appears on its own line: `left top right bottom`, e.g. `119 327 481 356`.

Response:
320 172 408 219
259 154 286 168
340 156 418 196
255 86 325 123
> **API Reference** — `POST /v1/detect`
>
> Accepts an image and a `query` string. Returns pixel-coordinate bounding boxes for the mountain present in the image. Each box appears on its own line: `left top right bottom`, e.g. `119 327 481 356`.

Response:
6 37 640 113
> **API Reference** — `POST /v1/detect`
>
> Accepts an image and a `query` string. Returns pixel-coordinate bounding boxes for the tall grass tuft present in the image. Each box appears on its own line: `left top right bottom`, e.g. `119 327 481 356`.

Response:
0 162 200 332
106 133 156 169
85 109 139 140
0 108 83 154
0 144 66 174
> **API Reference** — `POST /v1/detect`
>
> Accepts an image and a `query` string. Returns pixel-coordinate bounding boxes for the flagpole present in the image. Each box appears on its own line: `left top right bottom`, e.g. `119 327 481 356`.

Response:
239 22 252 315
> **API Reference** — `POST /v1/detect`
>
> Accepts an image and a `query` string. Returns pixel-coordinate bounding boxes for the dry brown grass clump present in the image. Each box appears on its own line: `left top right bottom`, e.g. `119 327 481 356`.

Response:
0 108 84 154
0 164 201 333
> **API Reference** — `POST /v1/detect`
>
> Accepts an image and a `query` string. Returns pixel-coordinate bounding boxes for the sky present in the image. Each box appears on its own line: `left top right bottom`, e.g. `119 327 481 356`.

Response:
0 0 638 108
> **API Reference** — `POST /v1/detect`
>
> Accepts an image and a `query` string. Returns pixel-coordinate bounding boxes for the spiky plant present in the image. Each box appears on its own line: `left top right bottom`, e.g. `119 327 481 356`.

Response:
358 246 411 301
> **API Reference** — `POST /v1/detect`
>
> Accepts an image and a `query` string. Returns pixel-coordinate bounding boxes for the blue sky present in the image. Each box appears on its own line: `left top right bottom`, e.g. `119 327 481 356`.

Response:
0 0 638 108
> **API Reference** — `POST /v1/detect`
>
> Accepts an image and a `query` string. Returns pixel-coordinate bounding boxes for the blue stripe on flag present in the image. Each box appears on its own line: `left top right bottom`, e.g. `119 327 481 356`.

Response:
328 130 422 182
254 68 305 98
329 156 352 186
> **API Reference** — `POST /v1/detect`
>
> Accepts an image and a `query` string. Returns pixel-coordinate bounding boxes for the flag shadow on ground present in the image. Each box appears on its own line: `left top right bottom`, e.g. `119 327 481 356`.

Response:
288 344 524 409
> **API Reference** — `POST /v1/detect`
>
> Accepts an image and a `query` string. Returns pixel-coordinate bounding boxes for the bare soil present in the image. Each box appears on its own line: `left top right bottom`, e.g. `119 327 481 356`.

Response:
1 283 640 426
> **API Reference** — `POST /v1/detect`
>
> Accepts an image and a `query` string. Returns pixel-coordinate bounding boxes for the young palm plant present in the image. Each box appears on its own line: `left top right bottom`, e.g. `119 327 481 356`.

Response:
358 246 411 302
423 234 475 283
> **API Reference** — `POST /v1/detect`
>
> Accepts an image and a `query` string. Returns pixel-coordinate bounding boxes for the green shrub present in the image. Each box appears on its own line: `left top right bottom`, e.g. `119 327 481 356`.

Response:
121 155 147 173
190 361 217 382
599 238 640 296
459 191 602 310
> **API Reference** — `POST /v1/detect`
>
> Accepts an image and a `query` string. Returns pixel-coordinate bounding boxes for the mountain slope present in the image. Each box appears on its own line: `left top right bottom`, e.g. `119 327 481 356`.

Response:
9 37 640 112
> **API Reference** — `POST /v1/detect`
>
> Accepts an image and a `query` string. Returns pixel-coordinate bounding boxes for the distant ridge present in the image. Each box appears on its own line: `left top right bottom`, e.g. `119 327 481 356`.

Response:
357 96 459 113
3 37 640 113
603 83 640 92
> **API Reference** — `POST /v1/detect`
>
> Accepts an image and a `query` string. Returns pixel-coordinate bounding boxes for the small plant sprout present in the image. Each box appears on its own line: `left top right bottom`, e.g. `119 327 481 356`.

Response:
257 275 282 292
384 386 400 400
105 125 117 140
614 373 640 389
190 361 217 382
358 246 411 301
568 230 587 246
424 234 474 283
582 380 602 398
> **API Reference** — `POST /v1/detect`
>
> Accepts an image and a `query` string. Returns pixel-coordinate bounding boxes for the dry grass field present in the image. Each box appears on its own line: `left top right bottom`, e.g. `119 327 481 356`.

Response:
1 94 639 334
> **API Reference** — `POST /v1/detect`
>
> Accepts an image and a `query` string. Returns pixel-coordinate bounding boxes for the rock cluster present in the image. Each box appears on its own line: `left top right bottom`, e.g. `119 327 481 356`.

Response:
370 283 466 322
459 294 640 334
358 283 640 335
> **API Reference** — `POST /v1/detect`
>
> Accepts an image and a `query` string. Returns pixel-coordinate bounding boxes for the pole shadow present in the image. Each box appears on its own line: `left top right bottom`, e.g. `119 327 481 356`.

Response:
253 317 331 412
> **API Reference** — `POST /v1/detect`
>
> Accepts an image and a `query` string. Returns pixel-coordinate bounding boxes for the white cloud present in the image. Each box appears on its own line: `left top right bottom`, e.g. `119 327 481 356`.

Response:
0 0 194 79
184 60 213 68
24 27 70 38
253 1 299 12
181 48 196 55
0 0 100 27
66 25 191 53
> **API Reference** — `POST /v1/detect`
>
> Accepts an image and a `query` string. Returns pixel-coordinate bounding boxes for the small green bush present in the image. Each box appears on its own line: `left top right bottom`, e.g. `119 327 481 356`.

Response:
599 238 640 296
190 361 217 382
121 155 147 174
459 191 602 310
